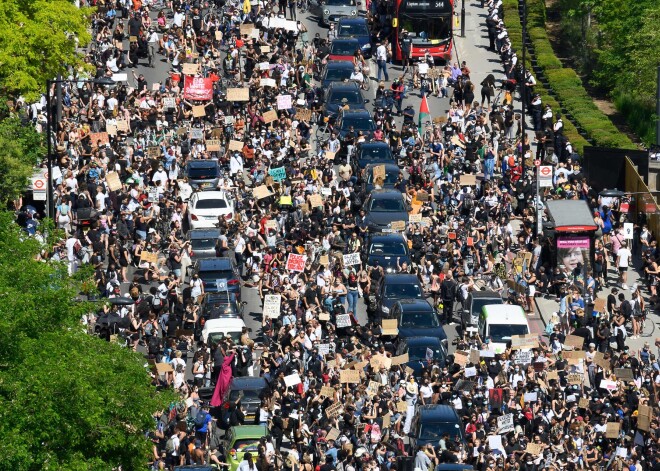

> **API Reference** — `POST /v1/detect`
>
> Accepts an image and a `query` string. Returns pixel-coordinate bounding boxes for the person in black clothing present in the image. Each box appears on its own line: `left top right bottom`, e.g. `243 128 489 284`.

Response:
440 274 457 324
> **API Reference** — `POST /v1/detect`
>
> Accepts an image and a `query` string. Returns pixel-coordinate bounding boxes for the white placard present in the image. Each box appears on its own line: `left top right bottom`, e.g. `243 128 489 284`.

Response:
260 78 277 87
600 379 618 391
523 392 538 402
259 62 271 71
277 94 292 110
343 253 361 266
418 63 429 75
263 294 282 319
488 435 506 457
623 222 633 240
318 344 331 356
497 413 514 434
515 350 533 365
464 367 477 377
284 373 302 387
336 314 351 328
111 73 128 82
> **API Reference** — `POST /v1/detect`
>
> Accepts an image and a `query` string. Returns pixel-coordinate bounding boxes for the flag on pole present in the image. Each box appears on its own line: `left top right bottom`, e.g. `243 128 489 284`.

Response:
418 94 430 133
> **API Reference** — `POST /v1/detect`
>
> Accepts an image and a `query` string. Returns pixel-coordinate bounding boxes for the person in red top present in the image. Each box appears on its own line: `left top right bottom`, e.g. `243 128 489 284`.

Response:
390 77 404 115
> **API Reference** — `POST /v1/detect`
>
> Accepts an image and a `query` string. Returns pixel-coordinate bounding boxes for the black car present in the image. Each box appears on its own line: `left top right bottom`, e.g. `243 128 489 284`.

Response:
391 299 447 345
372 273 424 318
410 404 465 450
353 141 396 174
224 376 269 422
363 232 411 271
189 257 241 300
184 160 221 191
188 228 221 260
460 289 504 329
323 81 368 121
321 61 356 88
363 189 410 232
394 336 447 377
359 163 402 197
336 17 372 57
200 292 244 321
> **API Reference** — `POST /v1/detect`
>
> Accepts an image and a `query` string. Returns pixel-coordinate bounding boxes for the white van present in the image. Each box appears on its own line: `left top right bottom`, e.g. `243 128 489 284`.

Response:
479 305 530 354
202 317 246 346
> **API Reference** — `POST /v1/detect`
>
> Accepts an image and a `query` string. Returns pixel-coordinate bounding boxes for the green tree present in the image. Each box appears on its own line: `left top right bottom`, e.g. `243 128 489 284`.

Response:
0 212 173 470
0 0 92 101
0 117 45 206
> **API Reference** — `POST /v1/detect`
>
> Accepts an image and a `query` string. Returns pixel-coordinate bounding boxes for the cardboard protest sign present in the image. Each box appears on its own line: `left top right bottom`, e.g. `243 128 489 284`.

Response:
286 253 306 272
319 255 330 266
564 335 584 350
343 253 361 266
192 105 206 118
409 214 422 224
116 119 130 132
340 370 360 384
593 352 610 370
454 351 468 367
227 88 250 101
309 194 323 208
155 363 174 374
593 297 606 313
525 443 543 456
370 355 392 370
261 45 271 53
546 370 559 381
391 221 406 231
373 165 386 180
326 427 340 441
296 108 312 122
469 350 480 365
228 140 244 151
240 23 255 36
263 294 281 319
381 319 398 336
140 252 158 264
325 403 342 418
567 373 583 384
182 63 200 75
579 398 590 408
614 368 634 382
416 191 430 202
252 185 272 200
396 401 408 413
366 380 380 397
391 353 409 366
106 123 117 136
320 386 335 398
106 172 122 192
206 139 221 151
605 422 620 439
382 413 391 428
263 110 279 123
460 174 477 186
511 334 539 350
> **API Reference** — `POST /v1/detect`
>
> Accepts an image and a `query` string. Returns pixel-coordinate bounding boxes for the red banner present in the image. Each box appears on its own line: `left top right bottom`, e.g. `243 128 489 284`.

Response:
183 76 213 101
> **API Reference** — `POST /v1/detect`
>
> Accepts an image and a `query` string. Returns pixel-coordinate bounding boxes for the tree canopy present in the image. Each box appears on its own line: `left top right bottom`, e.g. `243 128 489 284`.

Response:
0 0 92 101
0 212 172 470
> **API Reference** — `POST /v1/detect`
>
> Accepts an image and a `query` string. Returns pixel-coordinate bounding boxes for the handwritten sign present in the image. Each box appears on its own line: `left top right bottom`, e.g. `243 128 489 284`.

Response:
381 319 398 336
192 105 206 118
260 78 277 87
284 373 302 387
391 353 409 366
525 443 543 456
373 165 386 180
252 185 272 200
268 166 287 182
390 220 406 232
343 253 361 267
340 370 360 384
409 213 422 223
498 413 514 434
263 109 279 124
336 314 351 328
309 194 324 208
263 294 281 319
567 373 583 384
277 94 292 110
140 252 158 264
325 402 343 418
296 108 312 122
106 172 122 191
320 386 335 398
286 253 307 272
605 422 620 439
182 63 200 75
564 335 584 350
206 139 221 151
106 123 117 136
227 88 250 101
163 97 176 109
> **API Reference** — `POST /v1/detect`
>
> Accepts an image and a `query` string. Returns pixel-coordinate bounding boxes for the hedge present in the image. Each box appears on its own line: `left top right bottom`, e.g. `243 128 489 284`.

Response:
501 0 589 154
502 0 637 151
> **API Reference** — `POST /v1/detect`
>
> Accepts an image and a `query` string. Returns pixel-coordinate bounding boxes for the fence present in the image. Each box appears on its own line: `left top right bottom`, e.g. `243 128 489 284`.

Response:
624 157 660 235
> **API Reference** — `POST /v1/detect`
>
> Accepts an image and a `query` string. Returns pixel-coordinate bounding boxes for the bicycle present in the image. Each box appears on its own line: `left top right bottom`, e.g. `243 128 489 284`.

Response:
314 117 333 151
626 308 656 338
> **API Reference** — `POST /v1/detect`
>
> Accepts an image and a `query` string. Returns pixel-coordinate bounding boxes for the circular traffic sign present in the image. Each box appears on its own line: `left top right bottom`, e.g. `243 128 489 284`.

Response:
539 166 552 177
34 179 45 189
534 160 541 167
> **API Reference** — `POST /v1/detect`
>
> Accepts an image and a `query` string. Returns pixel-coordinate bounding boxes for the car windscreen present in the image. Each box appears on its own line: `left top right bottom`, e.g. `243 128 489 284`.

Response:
199 269 235 281
339 116 375 131
369 198 405 212
331 42 358 56
229 389 262 402
207 303 238 319
187 166 219 178
208 331 242 345
419 422 463 442
471 298 502 315
194 199 228 210
360 147 393 160
339 23 369 37
191 238 217 251
369 242 408 256
488 323 529 343
329 90 362 104
408 345 443 361
384 283 422 298
325 67 353 81
326 0 356 6
367 170 399 185
400 310 438 328
232 438 261 453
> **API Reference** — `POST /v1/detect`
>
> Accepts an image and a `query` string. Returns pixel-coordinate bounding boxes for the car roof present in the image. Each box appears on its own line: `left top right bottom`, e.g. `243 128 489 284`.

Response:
470 290 503 299
418 404 461 421
194 190 228 200
364 163 400 172
338 17 368 25
340 108 372 117
187 160 218 168
188 229 221 239
328 81 361 91
332 37 360 45
229 425 268 439
481 304 527 324
205 292 238 303
369 233 406 243
198 257 233 269
383 273 420 283
397 299 434 310
405 336 443 347
326 60 356 70
359 141 390 149
370 189 404 198
204 318 246 330
231 376 268 390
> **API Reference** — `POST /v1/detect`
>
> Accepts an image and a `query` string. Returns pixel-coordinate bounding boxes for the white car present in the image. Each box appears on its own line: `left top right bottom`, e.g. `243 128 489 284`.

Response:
201 317 246 346
187 191 234 230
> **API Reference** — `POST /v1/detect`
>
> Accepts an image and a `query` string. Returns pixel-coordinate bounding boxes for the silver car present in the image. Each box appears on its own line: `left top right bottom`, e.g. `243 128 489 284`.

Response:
319 0 360 25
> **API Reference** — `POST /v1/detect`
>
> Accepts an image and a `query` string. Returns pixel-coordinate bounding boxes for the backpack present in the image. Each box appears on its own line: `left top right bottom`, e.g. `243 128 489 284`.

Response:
194 410 208 428
148 336 161 355
463 193 474 210
152 296 163 309
175 360 185 374
165 437 175 454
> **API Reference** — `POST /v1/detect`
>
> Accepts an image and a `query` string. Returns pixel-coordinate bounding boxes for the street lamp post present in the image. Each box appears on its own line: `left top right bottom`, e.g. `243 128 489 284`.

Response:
45 77 114 219
461 0 466 38
520 0 527 143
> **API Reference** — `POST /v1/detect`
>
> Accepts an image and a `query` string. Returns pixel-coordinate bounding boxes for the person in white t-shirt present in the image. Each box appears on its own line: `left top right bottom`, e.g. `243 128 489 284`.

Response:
616 241 632 290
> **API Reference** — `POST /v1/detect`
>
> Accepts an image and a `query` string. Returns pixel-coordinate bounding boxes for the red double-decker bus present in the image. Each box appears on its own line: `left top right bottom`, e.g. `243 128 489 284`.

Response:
391 0 453 62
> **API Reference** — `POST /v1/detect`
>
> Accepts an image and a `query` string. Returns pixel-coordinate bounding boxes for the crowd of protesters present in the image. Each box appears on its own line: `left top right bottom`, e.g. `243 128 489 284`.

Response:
10 0 660 469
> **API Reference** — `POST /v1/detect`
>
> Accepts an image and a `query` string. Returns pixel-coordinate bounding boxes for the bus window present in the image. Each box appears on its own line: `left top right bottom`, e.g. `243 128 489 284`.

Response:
399 16 450 45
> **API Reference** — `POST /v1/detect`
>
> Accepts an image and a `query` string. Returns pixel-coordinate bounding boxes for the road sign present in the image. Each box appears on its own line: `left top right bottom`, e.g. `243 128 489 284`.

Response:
534 160 541 167
32 171 47 201
538 165 553 188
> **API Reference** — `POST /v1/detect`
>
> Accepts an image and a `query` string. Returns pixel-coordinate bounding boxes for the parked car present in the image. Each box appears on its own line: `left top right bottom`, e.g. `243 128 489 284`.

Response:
184 160 221 191
222 425 268 471
187 191 234 230
336 16 372 57
322 60 356 88
460 289 503 330
363 232 411 271
363 189 410 232
224 377 269 422
323 81 368 121
410 404 465 450
329 38 361 61
390 299 447 345
201 317 246 346
187 228 221 260
372 273 424 318
394 336 447 377
189 257 241 299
